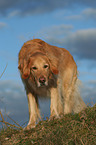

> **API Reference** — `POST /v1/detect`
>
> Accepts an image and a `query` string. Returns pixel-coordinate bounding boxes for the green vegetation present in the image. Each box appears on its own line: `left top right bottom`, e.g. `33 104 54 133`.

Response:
0 104 96 145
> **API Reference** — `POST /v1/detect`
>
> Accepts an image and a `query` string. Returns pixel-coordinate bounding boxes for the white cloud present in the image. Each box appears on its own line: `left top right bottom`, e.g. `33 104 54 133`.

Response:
8 10 21 18
82 8 96 19
39 24 73 37
65 8 96 21
66 15 82 20
0 22 7 29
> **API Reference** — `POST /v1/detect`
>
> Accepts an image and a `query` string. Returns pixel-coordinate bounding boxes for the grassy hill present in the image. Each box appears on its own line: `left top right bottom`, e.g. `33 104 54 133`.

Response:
0 104 96 145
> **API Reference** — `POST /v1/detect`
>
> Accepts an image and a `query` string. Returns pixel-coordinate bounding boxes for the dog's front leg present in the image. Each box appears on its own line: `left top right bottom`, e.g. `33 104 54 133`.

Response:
25 93 40 130
50 87 61 118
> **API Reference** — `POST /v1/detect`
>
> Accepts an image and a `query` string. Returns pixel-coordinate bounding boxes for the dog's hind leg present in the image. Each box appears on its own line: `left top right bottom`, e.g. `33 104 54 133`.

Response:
62 67 77 114
62 67 86 114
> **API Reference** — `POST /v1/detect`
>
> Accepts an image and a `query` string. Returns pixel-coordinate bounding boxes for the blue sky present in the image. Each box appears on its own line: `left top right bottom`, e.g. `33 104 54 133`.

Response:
0 0 96 127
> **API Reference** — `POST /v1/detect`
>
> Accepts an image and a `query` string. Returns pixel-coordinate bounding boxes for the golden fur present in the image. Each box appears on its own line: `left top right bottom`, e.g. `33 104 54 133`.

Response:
18 39 86 130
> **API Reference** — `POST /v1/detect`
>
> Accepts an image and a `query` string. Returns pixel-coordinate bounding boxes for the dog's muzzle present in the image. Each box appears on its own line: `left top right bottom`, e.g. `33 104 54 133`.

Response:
39 76 46 86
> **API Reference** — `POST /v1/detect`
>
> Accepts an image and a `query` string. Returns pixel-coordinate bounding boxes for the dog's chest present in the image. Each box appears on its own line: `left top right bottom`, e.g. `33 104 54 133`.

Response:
36 87 50 97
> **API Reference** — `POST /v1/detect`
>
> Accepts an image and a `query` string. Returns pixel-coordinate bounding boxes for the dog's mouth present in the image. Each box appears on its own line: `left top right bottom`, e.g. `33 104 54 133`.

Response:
37 76 48 87
37 76 47 87
37 81 48 87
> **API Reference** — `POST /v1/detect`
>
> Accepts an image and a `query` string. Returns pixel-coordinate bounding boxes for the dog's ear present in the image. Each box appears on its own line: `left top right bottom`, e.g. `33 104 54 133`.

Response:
51 67 59 75
46 56 59 79
18 59 30 79
18 64 21 70
22 71 30 79
48 61 58 78
22 68 30 79
48 57 59 75
23 59 31 79
18 63 23 71
49 65 58 79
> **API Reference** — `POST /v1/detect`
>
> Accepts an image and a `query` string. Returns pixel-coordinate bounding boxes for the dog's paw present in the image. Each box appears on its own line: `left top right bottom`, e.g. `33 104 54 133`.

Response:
24 124 36 130
49 115 60 121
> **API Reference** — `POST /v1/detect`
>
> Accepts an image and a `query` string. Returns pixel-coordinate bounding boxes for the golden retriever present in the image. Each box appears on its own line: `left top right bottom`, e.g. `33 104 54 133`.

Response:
18 39 86 129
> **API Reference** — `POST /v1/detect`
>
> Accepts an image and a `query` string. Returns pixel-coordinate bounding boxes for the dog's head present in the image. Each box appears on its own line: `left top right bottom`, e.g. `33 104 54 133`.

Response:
18 52 58 87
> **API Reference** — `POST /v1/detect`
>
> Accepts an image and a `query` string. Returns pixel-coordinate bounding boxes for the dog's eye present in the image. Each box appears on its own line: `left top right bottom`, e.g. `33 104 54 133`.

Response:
44 64 48 69
32 66 37 70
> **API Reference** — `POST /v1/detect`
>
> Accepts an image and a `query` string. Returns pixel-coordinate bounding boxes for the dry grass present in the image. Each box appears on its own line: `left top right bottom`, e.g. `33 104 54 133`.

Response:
0 104 96 145
0 64 8 79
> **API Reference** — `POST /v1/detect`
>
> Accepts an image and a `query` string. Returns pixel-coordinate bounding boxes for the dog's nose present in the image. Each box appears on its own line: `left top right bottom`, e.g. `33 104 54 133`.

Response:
39 76 46 84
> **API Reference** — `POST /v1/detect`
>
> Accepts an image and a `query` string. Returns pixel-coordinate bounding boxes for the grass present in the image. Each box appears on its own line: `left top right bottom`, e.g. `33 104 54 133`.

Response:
0 104 96 145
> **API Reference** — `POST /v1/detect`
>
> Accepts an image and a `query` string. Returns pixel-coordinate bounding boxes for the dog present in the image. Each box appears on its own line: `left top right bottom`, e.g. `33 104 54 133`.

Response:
18 39 86 130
